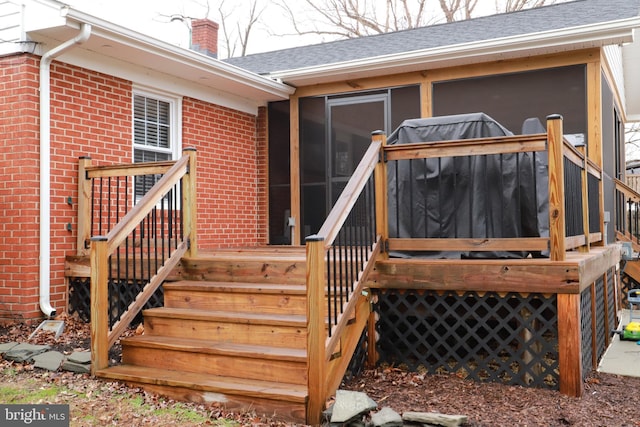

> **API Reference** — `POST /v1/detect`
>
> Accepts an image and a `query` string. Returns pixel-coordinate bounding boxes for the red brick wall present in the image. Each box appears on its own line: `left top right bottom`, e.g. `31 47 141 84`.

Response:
183 98 264 247
0 55 41 320
191 19 219 58
256 106 269 244
0 54 264 320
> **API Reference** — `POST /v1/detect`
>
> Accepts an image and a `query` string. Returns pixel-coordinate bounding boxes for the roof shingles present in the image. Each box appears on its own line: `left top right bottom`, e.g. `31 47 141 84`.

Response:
225 0 640 74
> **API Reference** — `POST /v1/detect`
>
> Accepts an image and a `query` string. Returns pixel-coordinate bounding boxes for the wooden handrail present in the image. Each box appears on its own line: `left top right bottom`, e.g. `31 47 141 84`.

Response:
90 149 196 374
85 160 177 178
105 155 189 254
384 133 547 161
317 140 381 246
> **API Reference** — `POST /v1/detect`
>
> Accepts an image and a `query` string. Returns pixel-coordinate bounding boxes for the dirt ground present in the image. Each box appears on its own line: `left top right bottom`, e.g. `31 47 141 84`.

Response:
2 314 640 426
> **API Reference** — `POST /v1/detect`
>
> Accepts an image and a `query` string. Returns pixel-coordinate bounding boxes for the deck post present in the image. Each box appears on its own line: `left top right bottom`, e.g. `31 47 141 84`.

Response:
557 292 584 397
90 236 109 374
77 156 92 256
547 115 566 261
372 131 388 253
369 130 387 367
306 235 327 425
182 148 198 257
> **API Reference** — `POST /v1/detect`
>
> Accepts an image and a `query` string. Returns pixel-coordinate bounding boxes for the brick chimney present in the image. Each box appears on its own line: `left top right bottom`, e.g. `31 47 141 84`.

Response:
191 19 219 58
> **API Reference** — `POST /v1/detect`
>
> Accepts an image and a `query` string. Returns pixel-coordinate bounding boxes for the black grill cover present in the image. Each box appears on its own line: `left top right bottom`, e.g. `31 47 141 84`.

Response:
387 113 548 259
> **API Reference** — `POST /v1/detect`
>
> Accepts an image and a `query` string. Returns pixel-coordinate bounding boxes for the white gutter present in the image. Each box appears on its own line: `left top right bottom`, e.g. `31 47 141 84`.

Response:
270 17 640 86
38 22 92 317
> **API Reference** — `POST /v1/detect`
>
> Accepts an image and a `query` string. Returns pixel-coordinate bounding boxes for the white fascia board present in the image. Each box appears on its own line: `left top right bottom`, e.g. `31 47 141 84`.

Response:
271 18 640 87
22 0 67 32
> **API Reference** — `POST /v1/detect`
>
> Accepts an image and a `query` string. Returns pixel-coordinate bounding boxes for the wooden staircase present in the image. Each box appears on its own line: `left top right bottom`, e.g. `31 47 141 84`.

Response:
94 247 312 423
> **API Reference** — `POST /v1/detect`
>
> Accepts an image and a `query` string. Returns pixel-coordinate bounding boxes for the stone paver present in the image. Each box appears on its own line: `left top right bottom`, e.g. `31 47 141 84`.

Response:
1 341 91 373
2 343 51 362
32 351 65 371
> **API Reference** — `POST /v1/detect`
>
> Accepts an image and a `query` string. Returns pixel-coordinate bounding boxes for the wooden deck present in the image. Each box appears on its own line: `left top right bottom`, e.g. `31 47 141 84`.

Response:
69 117 631 423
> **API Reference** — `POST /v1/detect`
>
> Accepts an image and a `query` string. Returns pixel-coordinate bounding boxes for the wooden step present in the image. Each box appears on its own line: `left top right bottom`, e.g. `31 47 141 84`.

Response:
142 307 307 349
95 365 307 423
163 281 307 315
175 250 307 284
121 335 307 385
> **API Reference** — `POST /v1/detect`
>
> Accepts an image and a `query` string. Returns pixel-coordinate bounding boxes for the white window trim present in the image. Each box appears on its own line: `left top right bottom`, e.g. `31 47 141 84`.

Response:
131 87 183 161
131 87 183 206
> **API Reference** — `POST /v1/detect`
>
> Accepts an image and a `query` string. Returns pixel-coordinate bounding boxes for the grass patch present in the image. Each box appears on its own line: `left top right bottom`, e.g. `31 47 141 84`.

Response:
0 378 63 404
0 374 241 426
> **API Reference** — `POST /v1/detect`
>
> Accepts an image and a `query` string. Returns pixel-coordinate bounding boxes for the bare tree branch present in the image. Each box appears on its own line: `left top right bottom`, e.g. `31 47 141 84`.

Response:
271 0 557 43
500 0 556 12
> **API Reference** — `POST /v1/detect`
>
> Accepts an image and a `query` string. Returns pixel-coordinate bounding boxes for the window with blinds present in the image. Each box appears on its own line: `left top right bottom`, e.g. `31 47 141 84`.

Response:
133 92 177 202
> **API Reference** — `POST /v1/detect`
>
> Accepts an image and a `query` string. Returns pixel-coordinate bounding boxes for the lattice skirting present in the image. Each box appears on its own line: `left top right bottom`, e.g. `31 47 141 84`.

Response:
581 267 618 379
68 277 163 327
374 289 560 389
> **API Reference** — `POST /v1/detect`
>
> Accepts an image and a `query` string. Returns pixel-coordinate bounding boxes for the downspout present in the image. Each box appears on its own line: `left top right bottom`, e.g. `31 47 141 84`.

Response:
39 23 92 317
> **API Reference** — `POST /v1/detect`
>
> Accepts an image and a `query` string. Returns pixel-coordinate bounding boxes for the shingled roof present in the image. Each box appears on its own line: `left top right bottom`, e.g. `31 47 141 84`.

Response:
225 0 640 75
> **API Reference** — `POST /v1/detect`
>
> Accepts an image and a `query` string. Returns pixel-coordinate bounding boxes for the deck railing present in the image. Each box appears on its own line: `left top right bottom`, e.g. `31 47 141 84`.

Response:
304 115 607 418
383 114 602 260
615 177 640 246
305 135 386 424
84 148 197 373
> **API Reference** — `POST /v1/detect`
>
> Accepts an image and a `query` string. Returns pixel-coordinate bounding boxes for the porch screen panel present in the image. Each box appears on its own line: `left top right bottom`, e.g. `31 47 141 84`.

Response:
391 85 421 129
268 100 292 244
432 65 587 137
299 96 327 237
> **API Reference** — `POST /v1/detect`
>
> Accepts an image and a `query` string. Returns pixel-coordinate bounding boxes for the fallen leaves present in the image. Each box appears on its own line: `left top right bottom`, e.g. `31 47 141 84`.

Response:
3 316 640 426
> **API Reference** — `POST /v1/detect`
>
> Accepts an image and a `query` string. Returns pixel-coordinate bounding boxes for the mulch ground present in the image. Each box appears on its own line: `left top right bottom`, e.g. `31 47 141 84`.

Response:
2 313 640 426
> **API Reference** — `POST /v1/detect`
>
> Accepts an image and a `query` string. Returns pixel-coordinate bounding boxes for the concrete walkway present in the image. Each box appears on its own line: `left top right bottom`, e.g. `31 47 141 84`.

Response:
598 309 640 377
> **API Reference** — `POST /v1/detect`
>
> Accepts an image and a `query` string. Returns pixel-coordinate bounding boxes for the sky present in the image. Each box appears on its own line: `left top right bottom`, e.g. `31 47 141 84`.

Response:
65 0 506 58
66 0 327 57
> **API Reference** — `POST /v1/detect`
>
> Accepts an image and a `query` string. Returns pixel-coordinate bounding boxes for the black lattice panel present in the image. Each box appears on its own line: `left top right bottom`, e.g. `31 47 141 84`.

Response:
69 277 91 322
580 288 593 377
607 268 617 332
69 277 163 328
375 289 559 389
595 278 606 362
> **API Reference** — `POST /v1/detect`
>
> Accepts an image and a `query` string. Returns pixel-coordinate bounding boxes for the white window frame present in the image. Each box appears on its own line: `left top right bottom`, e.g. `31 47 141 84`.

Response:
131 87 182 204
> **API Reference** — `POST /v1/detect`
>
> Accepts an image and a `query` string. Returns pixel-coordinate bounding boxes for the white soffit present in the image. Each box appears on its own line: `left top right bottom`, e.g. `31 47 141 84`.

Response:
623 35 640 122
24 5 293 115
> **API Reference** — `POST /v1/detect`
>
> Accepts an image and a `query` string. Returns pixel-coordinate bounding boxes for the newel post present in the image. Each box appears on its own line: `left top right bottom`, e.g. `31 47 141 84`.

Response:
372 131 388 254
77 156 92 256
90 236 109 374
369 130 387 368
306 235 327 425
547 114 566 262
182 148 198 257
